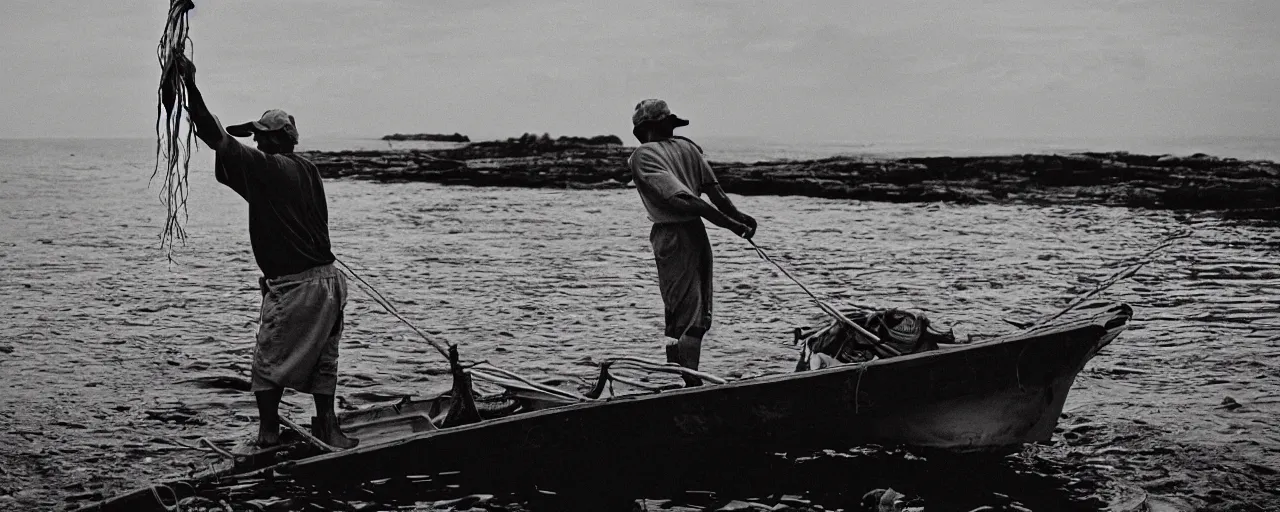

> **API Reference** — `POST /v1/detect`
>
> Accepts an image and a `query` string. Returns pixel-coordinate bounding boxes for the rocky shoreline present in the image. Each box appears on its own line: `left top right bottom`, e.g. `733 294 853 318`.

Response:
299 140 1280 218
381 132 471 142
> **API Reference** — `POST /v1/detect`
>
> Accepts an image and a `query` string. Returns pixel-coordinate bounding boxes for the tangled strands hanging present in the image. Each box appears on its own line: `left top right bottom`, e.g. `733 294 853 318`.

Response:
152 0 197 262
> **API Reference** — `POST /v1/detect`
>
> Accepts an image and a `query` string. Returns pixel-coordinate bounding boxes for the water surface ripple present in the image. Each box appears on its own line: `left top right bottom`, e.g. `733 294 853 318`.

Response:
1 140 1277 510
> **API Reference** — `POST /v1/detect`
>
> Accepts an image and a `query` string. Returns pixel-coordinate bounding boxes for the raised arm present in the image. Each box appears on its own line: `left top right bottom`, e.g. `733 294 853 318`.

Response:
176 57 227 150
174 56 278 200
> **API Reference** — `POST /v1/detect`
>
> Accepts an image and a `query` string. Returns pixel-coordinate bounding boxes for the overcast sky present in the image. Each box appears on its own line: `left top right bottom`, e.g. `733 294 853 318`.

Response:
2 1 1276 142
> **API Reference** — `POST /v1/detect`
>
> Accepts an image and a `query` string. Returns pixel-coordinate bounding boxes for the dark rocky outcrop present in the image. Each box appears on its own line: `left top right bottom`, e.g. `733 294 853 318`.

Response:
503 133 624 146
298 142 1280 218
381 133 471 142
556 134 624 146
302 142 633 189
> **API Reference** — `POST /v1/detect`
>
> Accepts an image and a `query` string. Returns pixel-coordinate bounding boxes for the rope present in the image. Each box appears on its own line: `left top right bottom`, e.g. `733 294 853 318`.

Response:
149 483 179 512
468 365 586 401
746 240 899 357
853 363 867 414
279 416 337 453
467 371 581 402
605 356 729 385
332 258 737 402
155 437 237 460
1026 230 1191 328
604 372 665 391
334 258 596 409
199 438 236 459
334 258 452 361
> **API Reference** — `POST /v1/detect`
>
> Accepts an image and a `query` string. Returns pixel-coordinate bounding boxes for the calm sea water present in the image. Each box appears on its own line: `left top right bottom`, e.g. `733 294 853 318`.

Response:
1 138 1278 510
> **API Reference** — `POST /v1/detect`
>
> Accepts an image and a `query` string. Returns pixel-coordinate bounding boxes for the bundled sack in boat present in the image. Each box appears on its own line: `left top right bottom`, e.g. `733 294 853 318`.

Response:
795 308 955 371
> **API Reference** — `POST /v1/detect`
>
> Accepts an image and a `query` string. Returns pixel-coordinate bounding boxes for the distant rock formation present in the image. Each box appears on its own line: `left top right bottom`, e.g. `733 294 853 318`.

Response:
298 141 1280 219
503 133 624 146
381 133 471 142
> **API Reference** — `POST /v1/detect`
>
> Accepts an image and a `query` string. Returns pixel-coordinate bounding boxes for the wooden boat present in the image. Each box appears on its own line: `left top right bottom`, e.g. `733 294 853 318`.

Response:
79 302 1132 511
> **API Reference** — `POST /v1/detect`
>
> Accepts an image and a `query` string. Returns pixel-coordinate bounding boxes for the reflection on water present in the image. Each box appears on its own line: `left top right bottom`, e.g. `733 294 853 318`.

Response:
170 447 1115 511
1 139 1278 510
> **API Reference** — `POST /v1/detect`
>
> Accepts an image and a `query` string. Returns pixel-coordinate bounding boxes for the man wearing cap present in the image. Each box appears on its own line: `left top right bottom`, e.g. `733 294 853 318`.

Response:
177 57 357 450
629 99 757 387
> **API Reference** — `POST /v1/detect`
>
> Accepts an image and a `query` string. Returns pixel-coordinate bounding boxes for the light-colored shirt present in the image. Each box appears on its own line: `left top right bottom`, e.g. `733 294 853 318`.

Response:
628 138 719 224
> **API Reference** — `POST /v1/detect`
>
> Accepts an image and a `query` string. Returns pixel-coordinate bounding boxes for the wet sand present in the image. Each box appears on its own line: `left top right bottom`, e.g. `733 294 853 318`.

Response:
1 139 1278 510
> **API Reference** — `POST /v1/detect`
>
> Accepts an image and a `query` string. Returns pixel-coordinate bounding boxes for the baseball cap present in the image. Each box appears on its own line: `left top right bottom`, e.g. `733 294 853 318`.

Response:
631 99 690 128
225 109 299 144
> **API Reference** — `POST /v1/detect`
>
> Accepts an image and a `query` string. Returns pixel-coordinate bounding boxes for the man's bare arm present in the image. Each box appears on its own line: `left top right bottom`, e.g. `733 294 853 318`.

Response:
706 184 755 229
176 57 226 150
666 190 752 237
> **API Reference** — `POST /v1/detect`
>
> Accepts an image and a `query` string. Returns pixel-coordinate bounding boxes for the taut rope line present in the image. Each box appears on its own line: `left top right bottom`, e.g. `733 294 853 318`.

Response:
745 239 899 355
334 258 453 361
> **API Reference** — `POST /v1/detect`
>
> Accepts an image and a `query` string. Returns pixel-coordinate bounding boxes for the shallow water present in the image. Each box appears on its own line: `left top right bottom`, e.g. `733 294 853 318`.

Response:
2 139 1279 510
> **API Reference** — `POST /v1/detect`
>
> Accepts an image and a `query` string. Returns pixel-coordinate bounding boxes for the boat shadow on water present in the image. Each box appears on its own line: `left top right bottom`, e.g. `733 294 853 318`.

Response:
143 446 1114 511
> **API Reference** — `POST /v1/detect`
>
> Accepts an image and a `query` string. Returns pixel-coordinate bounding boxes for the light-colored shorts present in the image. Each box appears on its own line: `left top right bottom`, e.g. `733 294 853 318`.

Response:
650 220 714 341
251 263 347 395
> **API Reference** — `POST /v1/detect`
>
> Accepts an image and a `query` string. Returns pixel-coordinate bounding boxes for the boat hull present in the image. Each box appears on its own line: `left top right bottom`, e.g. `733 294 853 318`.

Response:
80 303 1130 509
287 304 1131 486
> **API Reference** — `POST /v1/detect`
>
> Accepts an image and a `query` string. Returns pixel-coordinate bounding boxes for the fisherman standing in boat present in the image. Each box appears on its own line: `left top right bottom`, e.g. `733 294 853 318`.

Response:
176 56 357 450
629 99 757 386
